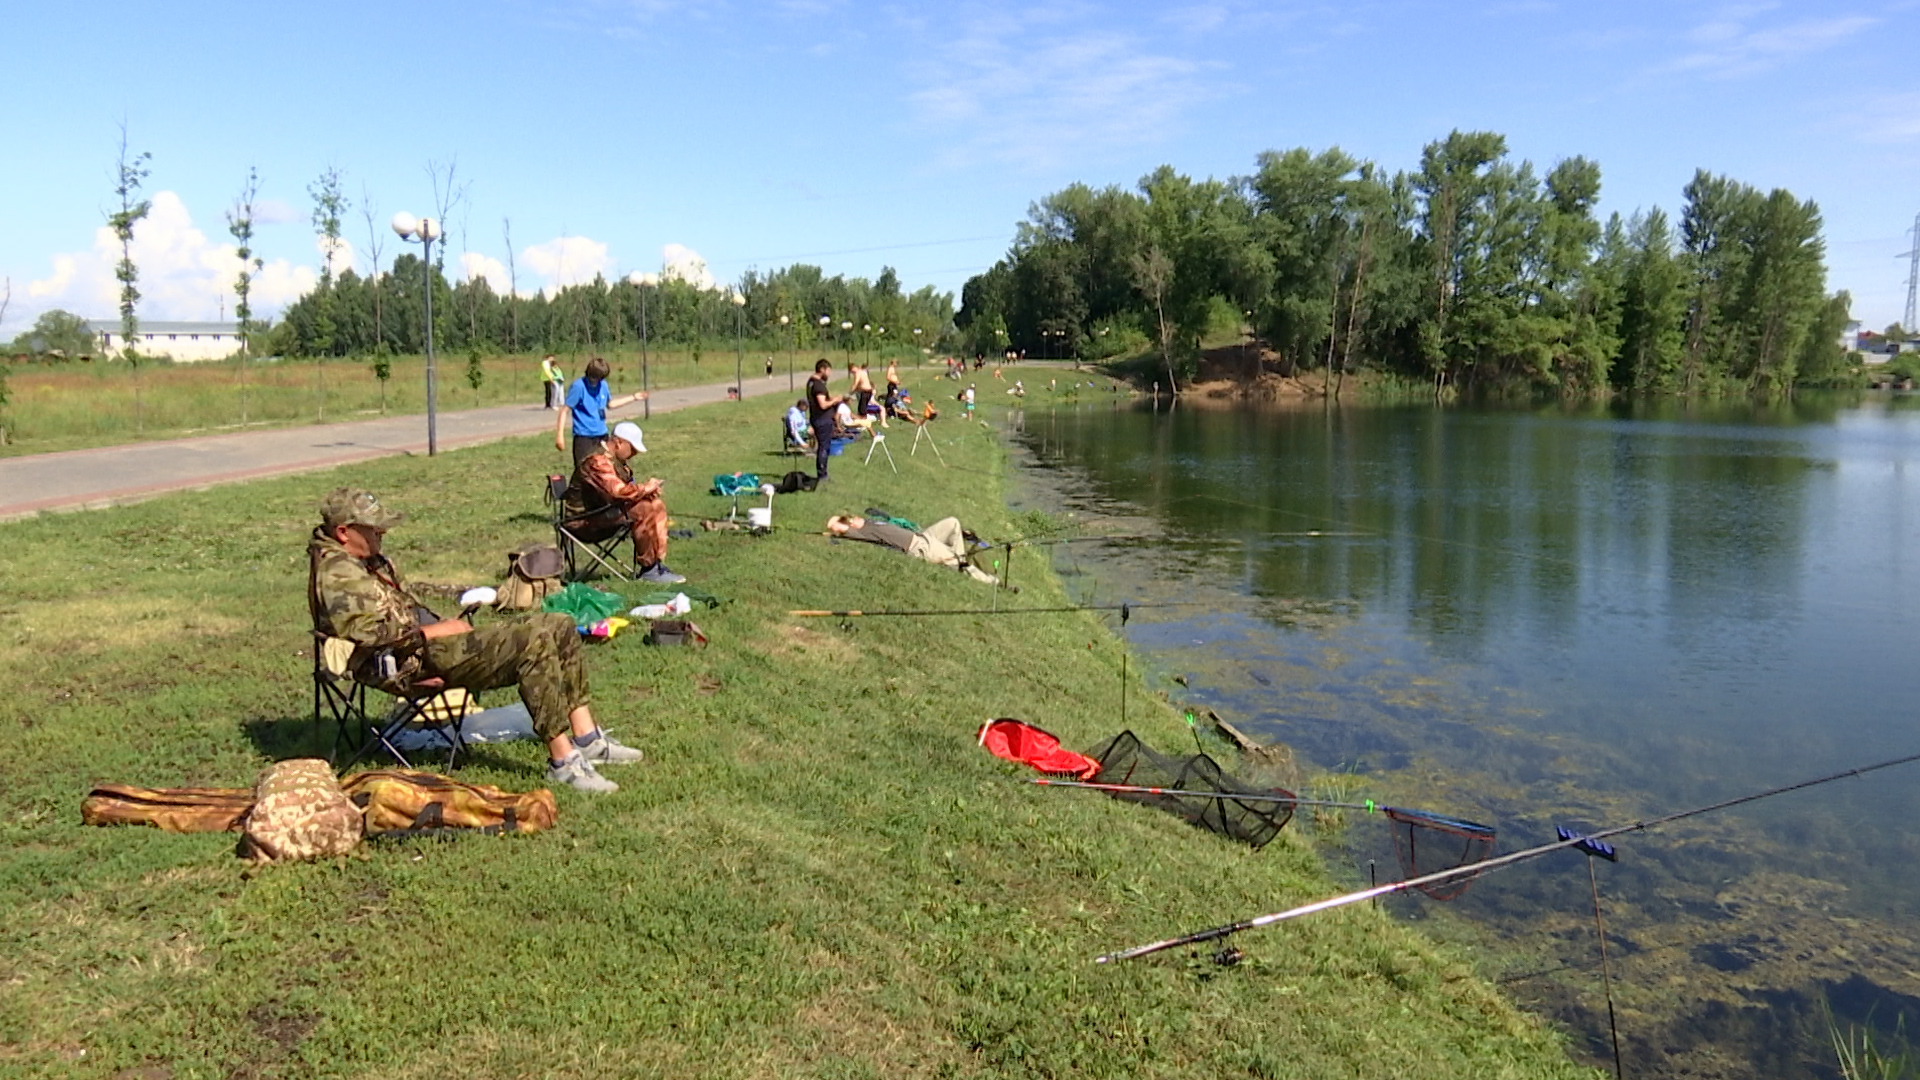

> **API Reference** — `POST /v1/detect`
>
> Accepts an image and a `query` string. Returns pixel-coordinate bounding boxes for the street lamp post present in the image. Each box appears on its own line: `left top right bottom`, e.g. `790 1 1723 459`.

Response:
840 320 853 366
862 323 872 369
390 212 442 455
780 315 793 391
638 284 651 419
731 290 746 400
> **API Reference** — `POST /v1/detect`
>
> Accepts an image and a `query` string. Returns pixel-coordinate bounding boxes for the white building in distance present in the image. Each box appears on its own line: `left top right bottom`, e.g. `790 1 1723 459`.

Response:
88 321 244 363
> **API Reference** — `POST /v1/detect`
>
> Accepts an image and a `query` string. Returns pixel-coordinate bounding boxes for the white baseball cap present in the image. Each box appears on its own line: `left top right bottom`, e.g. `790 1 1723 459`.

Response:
612 421 647 453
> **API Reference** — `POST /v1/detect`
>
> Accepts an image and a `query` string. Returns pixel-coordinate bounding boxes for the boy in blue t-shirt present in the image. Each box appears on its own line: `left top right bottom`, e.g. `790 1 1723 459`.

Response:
555 357 647 466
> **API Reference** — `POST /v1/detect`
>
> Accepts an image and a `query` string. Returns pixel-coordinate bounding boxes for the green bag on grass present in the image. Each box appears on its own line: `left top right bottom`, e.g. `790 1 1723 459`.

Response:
541 583 626 627
711 473 762 497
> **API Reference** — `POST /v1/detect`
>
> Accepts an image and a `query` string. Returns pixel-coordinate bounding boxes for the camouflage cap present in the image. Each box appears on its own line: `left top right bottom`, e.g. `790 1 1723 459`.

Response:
319 488 405 530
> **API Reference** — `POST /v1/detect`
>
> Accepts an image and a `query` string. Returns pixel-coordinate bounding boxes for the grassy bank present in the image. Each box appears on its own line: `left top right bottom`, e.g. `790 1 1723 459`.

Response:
0 397 1592 1079
0 347 846 457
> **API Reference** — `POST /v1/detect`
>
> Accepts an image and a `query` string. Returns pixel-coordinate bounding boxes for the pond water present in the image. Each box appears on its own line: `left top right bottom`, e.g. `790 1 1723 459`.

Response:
1005 392 1920 1080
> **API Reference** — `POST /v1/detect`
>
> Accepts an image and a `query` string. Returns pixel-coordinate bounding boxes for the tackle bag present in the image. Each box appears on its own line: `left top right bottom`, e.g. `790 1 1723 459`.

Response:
773 471 817 494
497 543 566 611
240 759 365 863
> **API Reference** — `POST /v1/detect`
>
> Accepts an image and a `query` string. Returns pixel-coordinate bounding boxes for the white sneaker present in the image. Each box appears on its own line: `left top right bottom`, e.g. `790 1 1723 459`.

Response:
545 752 619 794
578 730 644 765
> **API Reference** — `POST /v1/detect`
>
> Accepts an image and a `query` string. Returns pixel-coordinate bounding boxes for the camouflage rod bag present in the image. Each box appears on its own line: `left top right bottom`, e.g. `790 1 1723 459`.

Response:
341 770 558 836
81 784 254 833
83 766 558 848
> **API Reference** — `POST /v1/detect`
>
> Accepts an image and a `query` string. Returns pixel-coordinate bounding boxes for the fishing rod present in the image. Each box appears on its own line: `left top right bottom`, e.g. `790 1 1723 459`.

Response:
1095 747 1920 964
1027 778 1474 819
789 600 1206 618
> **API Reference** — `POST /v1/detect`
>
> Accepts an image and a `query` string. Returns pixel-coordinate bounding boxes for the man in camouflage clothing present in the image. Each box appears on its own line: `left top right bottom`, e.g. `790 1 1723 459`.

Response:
308 487 641 793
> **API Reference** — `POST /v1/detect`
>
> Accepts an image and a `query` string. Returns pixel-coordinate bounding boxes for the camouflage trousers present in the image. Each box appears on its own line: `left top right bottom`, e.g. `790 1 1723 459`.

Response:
423 613 587 741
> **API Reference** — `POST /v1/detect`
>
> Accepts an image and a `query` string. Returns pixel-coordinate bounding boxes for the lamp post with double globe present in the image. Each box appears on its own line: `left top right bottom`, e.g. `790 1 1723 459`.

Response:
390 212 442 455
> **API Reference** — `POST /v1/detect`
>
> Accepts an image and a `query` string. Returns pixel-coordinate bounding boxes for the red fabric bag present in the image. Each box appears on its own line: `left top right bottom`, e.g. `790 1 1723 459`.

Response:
977 718 1100 779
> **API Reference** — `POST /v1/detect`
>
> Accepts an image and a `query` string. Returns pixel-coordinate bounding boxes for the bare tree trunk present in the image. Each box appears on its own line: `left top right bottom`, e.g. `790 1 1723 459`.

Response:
1338 221 1374 402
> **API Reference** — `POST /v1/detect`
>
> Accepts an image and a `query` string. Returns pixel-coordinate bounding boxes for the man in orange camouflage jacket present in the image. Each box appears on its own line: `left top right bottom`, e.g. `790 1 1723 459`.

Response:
561 421 685 585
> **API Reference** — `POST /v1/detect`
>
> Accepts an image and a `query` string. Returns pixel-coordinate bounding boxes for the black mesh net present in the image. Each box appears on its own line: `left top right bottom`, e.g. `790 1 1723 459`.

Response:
1384 807 1496 900
1086 731 1295 850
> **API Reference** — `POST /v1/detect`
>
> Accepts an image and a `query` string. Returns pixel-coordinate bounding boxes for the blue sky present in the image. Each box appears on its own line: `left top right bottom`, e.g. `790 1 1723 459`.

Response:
5 0 1917 336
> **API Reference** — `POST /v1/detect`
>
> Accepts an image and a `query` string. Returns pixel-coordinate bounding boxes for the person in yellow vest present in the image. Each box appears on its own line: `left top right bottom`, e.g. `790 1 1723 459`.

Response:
540 355 564 409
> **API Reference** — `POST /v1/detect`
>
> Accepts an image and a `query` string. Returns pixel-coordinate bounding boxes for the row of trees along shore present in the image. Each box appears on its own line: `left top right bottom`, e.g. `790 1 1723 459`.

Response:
269 260 957 365
955 130 1852 397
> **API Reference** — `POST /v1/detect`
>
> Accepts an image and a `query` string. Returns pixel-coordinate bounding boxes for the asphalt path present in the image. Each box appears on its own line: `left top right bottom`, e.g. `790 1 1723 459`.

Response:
0 372 805 521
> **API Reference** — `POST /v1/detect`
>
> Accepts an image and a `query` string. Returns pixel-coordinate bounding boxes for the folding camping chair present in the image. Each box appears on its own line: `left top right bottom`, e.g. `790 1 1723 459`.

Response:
312 632 477 772
781 419 810 457
545 473 634 581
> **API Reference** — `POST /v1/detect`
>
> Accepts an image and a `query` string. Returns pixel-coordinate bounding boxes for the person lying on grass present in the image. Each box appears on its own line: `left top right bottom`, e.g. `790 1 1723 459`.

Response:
563 421 685 585
308 488 639 794
825 514 996 583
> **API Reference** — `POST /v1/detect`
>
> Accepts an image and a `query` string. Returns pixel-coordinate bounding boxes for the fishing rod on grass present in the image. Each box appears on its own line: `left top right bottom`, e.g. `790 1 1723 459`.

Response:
1026 777 1486 819
1095 747 1920 964
789 600 1207 619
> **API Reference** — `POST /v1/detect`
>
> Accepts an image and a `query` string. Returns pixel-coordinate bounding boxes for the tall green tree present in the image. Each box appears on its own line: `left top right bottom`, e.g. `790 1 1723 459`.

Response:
108 123 153 430
227 167 262 358
1616 209 1687 392
308 166 348 418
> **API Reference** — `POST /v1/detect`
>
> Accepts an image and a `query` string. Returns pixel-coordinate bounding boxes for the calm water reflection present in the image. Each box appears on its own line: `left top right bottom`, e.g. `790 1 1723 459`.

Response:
1009 393 1920 1079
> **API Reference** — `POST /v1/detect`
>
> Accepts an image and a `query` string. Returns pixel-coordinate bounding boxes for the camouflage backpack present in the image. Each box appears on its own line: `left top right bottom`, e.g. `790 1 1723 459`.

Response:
239 759 363 863
496 543 566 611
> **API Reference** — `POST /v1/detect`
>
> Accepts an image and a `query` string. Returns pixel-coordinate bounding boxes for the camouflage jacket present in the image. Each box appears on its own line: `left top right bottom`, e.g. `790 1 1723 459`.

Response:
307 528 433 664
563 450 649 519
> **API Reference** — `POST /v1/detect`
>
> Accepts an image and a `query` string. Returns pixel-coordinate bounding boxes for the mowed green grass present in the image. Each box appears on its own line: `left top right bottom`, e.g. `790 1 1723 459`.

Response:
0 397 1595 1080
0 347 834 457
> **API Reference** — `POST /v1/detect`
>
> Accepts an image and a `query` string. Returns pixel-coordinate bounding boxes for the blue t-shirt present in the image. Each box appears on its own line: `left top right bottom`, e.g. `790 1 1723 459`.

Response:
565 378 612 438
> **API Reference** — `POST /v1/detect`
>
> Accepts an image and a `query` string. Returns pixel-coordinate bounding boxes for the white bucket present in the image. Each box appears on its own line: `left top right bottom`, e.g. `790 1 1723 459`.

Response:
747 507 772 529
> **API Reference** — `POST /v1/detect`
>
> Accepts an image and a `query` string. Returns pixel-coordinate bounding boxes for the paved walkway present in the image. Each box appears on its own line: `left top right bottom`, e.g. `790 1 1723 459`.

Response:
0 373 805 521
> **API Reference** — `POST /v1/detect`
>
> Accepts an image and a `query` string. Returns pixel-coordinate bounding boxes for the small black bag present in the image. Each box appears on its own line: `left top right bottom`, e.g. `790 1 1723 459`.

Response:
773 470 817 494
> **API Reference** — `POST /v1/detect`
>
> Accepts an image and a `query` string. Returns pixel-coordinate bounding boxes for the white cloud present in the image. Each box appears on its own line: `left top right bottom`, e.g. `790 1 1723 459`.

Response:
522 235 612 297
661 243 717 289
906 5 1221 169
320 234 357 281
253 198 299 225
462 251 515 295
1661 8 1875 78
20 190 317 328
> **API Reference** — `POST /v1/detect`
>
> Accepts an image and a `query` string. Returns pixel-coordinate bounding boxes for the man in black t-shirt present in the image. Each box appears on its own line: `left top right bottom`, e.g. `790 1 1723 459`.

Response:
806 359 845 482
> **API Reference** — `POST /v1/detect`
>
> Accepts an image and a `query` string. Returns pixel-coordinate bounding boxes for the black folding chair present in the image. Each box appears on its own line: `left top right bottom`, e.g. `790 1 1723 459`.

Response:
313 632 473 772
781 419 810 457
545 473 634 581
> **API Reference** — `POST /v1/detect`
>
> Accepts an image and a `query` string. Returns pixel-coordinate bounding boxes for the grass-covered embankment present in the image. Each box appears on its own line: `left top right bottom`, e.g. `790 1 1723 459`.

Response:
0 396 1594 1078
